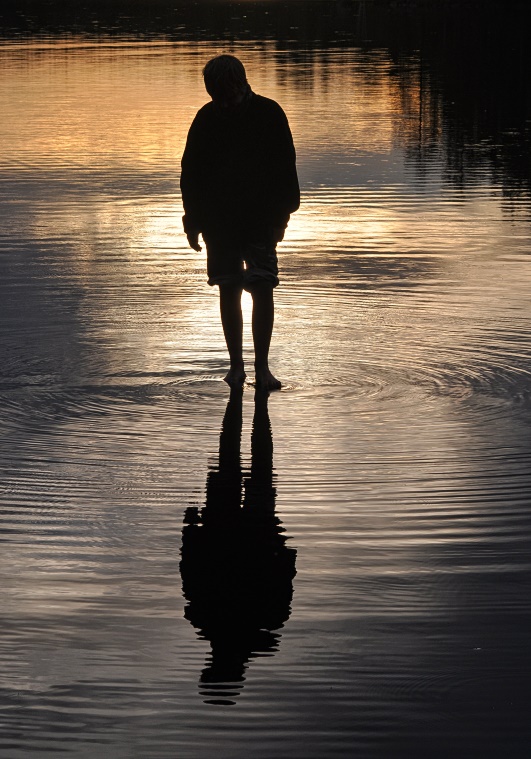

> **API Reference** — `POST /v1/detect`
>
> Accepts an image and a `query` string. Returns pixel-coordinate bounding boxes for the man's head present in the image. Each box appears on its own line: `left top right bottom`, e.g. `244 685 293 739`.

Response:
203 55 249 109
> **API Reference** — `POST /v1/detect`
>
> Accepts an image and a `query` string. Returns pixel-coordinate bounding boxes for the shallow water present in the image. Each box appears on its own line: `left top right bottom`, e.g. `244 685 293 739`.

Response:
1 8 531 757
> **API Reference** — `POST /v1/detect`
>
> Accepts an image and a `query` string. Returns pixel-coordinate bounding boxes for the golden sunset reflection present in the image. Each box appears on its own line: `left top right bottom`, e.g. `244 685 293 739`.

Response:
2 35 524 389
1 40 406 173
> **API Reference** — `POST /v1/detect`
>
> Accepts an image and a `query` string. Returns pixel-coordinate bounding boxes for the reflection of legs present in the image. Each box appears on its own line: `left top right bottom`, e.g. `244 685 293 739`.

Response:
243 389 276 515
250 389 273 486
251 285 281 390
204 386 243 522
219 285 246 387
218 387 244 477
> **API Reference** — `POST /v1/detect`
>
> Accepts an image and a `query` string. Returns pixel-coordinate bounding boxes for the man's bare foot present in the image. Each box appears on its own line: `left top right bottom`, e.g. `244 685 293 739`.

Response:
224 365 246 388
255 366 281 390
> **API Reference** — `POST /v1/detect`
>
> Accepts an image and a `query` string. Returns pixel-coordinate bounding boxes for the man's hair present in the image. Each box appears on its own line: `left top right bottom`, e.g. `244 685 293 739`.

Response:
203 55 248 99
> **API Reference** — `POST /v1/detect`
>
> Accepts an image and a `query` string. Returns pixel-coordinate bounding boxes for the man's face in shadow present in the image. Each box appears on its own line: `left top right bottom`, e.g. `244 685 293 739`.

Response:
210 82 249 111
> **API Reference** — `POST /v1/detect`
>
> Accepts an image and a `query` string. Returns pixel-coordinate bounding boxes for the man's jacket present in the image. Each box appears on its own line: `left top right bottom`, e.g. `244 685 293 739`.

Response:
180 91 300 239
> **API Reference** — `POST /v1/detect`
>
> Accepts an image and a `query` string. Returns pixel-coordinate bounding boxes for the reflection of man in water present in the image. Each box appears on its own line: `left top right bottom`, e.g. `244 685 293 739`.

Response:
180 54 300 390
180 389 297 705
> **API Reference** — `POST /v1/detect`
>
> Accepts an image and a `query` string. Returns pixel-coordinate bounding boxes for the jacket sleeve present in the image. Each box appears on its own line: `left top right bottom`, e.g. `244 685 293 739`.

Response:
180 114 204 233
269 106 300 229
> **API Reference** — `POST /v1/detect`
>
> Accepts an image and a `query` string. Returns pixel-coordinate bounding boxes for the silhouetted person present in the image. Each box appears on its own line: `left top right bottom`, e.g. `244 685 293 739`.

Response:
180 55 300 390
180 389 297 705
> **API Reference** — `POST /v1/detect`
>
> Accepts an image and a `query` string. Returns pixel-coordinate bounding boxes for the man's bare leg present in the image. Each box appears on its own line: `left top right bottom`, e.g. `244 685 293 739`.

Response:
251 284 281 390
219 284 246 387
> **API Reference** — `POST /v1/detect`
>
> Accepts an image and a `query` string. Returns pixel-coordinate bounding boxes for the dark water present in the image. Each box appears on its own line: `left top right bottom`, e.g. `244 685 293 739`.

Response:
1 2 531 757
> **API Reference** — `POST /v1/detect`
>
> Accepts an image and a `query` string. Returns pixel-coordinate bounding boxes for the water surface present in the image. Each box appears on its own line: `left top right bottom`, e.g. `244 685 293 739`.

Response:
1 7 531 757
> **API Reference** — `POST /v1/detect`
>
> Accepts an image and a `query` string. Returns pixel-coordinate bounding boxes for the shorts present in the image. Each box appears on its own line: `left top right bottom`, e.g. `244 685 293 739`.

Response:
203 232 279 291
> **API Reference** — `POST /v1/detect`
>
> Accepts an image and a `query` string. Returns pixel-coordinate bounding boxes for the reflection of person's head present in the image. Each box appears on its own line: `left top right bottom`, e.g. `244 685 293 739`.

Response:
203 54 249 109
180 389 296 705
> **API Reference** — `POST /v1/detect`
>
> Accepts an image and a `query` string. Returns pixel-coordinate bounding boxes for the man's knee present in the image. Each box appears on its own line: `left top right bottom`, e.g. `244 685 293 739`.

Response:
246 281 275 297
219 283 243 294
219 284 243 307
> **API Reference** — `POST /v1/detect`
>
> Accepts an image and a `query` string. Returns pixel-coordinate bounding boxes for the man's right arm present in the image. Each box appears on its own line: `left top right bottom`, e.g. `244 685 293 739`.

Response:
180 114 204 246
186 229 202 252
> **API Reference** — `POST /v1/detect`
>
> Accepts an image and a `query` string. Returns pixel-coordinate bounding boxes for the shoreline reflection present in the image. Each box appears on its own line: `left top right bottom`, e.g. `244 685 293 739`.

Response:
180 388 297 706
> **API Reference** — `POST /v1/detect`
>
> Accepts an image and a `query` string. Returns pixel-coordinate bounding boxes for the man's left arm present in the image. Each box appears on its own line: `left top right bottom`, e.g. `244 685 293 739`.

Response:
269 105 300 237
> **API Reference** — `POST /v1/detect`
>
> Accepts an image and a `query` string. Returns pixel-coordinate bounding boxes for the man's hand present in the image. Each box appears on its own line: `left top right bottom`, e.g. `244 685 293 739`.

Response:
186 230 202 252
272 226 285 243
